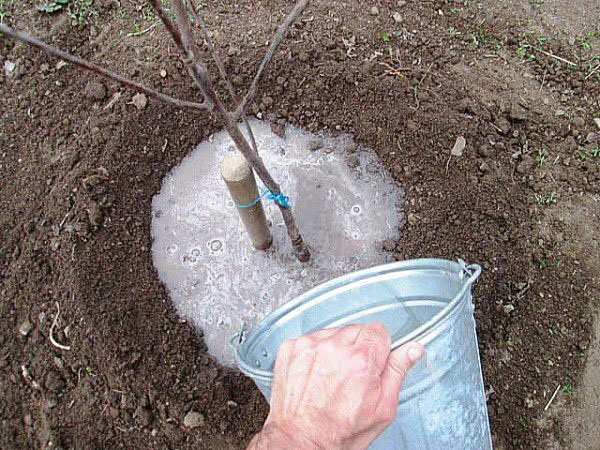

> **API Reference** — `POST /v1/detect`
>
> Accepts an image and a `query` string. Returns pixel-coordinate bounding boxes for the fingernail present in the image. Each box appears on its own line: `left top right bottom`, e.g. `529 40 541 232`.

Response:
407 345 425 363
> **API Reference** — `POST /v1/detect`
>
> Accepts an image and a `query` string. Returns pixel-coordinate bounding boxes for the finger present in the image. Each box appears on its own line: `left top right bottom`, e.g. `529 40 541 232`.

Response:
332 324 364 344
376 342 425 420
353 325 391 374
307 327 339 340
354 324 390 346
281 337 317 413
269 339 294 413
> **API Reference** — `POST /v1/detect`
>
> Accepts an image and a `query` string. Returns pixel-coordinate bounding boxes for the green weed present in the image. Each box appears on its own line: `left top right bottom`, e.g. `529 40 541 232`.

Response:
0 0 14 23
534 150 548 166
561 383 574 394
535 192 557 205
449 26 461 37
68 0 98 27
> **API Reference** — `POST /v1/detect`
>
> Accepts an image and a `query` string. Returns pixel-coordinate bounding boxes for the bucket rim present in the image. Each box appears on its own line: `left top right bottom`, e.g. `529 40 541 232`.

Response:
229 258 481 381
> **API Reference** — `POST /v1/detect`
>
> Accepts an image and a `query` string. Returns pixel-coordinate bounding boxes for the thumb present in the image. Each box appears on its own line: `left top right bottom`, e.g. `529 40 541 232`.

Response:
377 342 425 417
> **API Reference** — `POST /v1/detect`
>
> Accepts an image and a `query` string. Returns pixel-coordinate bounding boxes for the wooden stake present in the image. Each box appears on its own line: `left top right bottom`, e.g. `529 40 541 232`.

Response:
221 152 273 250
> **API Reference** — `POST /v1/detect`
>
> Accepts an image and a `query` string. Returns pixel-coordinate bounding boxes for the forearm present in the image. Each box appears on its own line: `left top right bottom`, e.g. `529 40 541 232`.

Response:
247 421 325 450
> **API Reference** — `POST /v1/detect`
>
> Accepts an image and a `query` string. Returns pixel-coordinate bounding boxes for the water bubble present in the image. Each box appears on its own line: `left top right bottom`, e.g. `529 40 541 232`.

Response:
351 205 361 215
166 244 178 255
255 360 261 368
154 210 164 218
191 248 200 257
262 349 268 357
352 232 360 240
189 256 197 263
209 239 223 252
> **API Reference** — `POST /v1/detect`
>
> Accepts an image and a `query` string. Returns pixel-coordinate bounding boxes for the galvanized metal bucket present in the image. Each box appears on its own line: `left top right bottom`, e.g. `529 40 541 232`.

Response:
229 259 492 449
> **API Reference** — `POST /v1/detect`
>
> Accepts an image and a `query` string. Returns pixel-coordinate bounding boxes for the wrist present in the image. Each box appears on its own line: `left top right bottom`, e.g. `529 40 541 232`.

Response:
249 420 335 450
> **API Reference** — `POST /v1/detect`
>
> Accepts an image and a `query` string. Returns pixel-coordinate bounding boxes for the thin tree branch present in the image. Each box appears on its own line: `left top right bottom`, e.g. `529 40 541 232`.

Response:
233 0 309 121
187 0 259 155
147 0 187 56
170 0 310 261
0 23 211 111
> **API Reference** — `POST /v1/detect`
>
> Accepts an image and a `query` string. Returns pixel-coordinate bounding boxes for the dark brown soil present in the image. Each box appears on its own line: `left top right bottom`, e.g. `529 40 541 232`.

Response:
1 1 599 449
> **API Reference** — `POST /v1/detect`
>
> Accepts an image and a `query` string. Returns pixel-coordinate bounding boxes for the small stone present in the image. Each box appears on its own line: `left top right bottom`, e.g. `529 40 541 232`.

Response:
370 6 379 15
509 103 528 121
50 237 60 251
573 117 585 129
45 371 65 394
503 304 515 314
382 240 396 252
516 161 529 174
397 0 406 6
226 400 238 407
40 63 50 74
298 51 309 63
478 145 493 158
407 213 418 225
83 81 107 101
44 395 58 410
24 414 33 427
495 117 511 135
451 136 466 156
270 122 285 138
86 202 104 227
132 93 148 110
183 410 205 428
19 320 33 336
343 141 358 153
555 109 566 117
392 12 403 22
479 161 490 172
323 147 334 154
134 405 152 428
347 154 360 168
308 138 323 151
4 60 16 76
594 118 600 130
160 69 167 78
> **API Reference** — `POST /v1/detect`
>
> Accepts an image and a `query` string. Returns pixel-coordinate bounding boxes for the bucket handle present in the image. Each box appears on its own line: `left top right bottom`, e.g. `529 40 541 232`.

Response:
458 259 482 287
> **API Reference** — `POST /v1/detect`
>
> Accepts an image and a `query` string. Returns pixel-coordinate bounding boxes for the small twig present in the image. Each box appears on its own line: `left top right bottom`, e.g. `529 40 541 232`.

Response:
529 45 577 67
126 21 159 38
103 91 122 111
0 24 210 111
539 72 547 92
544 384 561 412
233 0 309 120
417 62 435 87
21 365 42 390
186 0 259 155
585 63 600 80
49 302 71 351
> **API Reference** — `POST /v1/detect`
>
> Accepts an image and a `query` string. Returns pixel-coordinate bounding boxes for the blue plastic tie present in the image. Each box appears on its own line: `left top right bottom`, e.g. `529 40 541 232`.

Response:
236 189 290 209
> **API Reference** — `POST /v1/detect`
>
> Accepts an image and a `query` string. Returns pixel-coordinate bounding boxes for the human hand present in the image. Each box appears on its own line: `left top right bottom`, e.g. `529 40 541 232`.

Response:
247 324 425 450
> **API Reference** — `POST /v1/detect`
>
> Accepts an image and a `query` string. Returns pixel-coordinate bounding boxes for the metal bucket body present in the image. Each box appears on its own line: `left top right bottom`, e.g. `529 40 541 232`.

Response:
230 259 492 450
